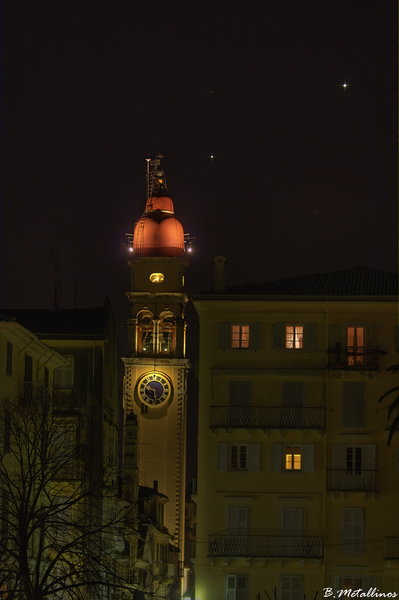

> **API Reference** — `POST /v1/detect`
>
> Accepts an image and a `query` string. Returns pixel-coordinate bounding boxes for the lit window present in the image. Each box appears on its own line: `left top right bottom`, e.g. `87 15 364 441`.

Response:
285 446 302 470
347 326 365 366
159 312 176 354
285 326 303 349
137 311 154 353
149 273 164 283
231 325 250 348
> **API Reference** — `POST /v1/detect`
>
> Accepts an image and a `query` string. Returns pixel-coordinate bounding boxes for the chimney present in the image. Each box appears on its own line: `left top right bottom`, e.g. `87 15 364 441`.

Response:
153 480 158 492
214 256 226 292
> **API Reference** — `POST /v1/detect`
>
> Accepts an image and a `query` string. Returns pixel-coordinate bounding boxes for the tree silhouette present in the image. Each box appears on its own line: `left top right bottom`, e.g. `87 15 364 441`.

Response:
378 364 399 446
1 384 134 599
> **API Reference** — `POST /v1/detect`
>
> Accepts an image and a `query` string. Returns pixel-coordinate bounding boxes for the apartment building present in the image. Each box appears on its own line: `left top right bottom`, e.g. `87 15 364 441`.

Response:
193 262 399 600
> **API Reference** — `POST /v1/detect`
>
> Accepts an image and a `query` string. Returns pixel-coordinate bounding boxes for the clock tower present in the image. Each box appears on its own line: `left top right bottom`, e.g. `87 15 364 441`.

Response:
123 157 191 558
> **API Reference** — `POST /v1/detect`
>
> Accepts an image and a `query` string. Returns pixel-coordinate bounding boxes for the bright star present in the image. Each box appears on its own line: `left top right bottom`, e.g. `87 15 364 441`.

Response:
338 80 352 91
206 150 218 163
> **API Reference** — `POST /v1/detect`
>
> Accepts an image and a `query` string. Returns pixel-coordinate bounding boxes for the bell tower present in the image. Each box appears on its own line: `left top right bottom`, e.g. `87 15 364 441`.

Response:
123 157 191 559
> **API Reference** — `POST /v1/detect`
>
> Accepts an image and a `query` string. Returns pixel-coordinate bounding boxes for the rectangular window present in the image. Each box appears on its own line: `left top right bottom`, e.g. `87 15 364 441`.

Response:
342 508 364 554
285 446 302 470
6 342 13 376
280 575 302 600
25 355 33 382
230 445 248 470
218 443 260 472
347 326 367 366
346 446 362 474
54 356 74 389
229 381 250 406
343 384 366 428
231 325 250 349
44 367 49 387
285 326 303 349
226 575 249 600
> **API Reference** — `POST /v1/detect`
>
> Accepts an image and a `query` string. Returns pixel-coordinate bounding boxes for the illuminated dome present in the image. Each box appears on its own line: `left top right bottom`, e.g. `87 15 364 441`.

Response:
132 159 185 257
145 196 174 213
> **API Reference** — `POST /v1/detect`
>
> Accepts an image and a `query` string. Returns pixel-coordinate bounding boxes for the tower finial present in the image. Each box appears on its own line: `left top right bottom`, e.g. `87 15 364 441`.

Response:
146 155 168 199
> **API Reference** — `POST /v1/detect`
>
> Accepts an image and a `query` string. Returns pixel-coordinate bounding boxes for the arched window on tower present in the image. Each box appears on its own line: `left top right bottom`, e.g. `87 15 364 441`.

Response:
159 311 176 355
137 311 154 354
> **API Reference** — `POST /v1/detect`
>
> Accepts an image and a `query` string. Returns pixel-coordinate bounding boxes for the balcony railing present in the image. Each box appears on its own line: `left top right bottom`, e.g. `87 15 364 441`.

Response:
53 460 84 480
327 469 378 492
208 531 323 559
384 537 399 560
209 406 325 430
327 348 384 371
152 562 175 578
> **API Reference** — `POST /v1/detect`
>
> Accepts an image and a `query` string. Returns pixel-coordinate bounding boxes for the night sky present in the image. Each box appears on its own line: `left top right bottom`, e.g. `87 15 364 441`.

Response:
2 2 397 479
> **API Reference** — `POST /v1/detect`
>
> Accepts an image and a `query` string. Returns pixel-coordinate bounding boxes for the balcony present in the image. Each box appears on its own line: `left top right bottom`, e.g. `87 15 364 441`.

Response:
327 469 378 492
208 530 323 560
53 460 84 480
152 561 175 579
384 537 399 560
209 406 325 430
327 348 385 372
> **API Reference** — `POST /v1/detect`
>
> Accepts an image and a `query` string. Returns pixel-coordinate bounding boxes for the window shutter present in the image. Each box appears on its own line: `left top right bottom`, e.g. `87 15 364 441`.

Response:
249 444 260 472
396 325 399 352
303 323 317 351
272 444 282 472
220 323 230 350
217 443 228 471
282 382 304 406
395 447 399 474
249 323 262 350
332 444 344 469
229 381 250 406
342 508 363 554
343 384 365 428
25 355 33 383
303 444 315 472
273 324 284 350
333 577 340 595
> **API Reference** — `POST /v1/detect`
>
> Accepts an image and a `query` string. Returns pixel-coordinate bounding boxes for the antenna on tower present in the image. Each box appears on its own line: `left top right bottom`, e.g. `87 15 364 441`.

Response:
49 248 61 310
146 154 167 199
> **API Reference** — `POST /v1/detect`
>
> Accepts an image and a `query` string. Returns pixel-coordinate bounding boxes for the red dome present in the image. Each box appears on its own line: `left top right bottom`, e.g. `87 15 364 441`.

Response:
133 215 184 257
145 196 174 213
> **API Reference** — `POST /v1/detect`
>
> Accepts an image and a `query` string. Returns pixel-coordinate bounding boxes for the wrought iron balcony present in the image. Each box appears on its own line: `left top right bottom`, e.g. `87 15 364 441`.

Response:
208 530 323 559
327 348 385 371
53 460 84 480
327 469 378 492
152 561 175 579
384 537 399 560
209 406 325 430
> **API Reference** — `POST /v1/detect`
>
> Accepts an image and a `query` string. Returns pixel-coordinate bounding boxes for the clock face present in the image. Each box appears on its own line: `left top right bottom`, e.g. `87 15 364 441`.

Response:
137 372 172 406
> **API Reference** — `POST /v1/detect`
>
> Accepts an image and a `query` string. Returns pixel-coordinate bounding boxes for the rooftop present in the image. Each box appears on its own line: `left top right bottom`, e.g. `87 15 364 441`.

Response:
197 266 398 299
0 305 111 338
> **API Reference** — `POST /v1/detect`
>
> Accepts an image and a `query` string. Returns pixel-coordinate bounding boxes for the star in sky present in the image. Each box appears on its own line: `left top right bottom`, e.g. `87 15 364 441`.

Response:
338 80 352 91
206 150 219 164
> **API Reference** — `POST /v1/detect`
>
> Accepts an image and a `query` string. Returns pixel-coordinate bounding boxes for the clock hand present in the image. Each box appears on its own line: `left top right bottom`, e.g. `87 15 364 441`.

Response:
145 384 158 398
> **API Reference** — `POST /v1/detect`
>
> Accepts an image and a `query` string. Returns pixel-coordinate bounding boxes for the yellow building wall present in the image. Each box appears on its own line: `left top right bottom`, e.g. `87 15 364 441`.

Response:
194 298 399 599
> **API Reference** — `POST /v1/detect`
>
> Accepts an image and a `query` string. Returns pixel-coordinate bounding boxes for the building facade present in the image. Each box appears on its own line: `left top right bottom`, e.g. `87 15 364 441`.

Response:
122 158 191 589
1 302 124 597
193 264 399 600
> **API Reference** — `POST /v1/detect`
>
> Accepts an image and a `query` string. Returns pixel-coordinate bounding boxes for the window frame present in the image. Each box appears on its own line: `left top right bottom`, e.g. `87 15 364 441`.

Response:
280 574 303 600
53 356 75 390
285 325 304 350
341 507 364 554
284 445 303 471
217 442 260 472
24 354 33 383
230 324 250 349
